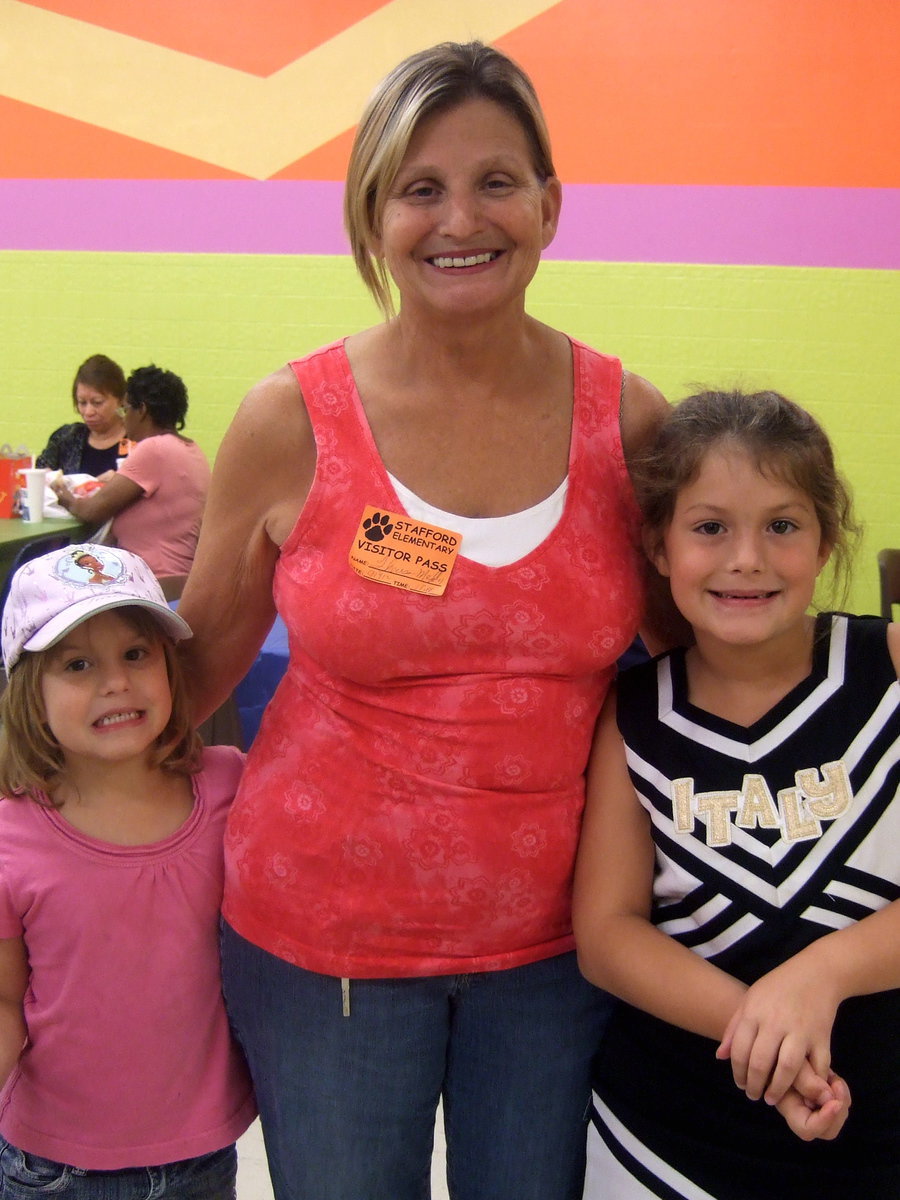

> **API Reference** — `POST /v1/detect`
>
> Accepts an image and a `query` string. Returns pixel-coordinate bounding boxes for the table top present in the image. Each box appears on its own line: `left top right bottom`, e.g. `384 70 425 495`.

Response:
0 515 89 549
0 517 94 603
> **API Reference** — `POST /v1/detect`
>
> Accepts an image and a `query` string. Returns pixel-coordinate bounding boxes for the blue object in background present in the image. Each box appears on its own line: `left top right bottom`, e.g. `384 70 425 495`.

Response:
235 616 289 746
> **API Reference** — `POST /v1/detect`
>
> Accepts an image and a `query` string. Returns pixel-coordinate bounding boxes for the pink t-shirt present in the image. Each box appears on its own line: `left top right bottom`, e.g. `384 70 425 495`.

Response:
0 746 255 1170
223 338 645 978
112 433 210 575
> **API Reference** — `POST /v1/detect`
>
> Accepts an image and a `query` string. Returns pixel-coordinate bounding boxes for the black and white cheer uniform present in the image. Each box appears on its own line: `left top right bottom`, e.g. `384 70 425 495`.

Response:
586 614 900 1200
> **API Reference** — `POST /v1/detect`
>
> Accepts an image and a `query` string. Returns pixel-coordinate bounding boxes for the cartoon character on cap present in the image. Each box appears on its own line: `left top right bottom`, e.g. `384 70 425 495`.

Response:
69 548 116 583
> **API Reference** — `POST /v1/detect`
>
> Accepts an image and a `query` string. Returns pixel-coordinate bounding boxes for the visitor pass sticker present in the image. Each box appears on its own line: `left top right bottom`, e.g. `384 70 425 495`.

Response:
349 505 461 596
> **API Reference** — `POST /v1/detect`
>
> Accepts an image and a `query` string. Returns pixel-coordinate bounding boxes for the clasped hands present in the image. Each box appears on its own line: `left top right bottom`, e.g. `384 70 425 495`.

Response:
716 959 851 1141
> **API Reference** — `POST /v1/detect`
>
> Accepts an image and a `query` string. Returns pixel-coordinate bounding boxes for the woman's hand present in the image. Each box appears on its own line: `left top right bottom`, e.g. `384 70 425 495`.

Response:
50 477 75 510
177 365 313 721
50 472 142 524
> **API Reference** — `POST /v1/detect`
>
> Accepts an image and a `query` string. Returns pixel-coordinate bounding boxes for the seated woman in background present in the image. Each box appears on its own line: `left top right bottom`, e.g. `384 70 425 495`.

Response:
36 353 130 476
51 365 211 576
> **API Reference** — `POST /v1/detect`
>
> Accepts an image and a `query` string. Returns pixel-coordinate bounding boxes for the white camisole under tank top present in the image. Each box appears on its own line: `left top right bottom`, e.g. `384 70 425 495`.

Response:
387 471 568 568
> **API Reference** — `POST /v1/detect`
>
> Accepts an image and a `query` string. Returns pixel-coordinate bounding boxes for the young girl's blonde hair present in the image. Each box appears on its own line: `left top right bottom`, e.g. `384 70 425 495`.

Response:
0 607 202 802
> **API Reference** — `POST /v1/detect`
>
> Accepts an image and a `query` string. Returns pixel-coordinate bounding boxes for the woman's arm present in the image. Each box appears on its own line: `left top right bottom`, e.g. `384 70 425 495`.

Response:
35 428 64 471
619 371 669 460
0 936 28 1089
35 423 83 473
177 366 316 722
573 687 748 1037
52 471 142 525
889 621 900 674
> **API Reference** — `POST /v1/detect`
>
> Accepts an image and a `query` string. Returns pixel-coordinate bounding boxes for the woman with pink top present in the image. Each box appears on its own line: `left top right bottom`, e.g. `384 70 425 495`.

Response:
52 365 210 577
178 40 672 1200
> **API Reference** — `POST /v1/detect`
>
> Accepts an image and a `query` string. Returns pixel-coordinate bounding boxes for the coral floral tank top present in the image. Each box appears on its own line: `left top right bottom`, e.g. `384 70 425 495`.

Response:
223 338 644 977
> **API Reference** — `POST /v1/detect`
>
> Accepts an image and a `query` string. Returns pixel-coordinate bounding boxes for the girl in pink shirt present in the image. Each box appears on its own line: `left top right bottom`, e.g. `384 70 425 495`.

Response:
0 544 254 1198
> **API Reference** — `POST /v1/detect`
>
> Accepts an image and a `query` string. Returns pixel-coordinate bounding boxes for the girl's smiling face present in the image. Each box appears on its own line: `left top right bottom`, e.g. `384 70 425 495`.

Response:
652 446 832 652
40 610 172 770
373 97 561 321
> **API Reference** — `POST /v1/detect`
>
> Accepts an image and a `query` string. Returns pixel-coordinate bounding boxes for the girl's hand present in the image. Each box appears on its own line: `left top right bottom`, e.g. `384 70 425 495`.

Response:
775 1070 851 1142
716 958 839 1104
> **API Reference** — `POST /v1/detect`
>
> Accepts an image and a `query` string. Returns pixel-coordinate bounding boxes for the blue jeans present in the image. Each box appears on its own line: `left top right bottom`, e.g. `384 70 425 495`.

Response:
222 922 613 1200
0 1138 236 1199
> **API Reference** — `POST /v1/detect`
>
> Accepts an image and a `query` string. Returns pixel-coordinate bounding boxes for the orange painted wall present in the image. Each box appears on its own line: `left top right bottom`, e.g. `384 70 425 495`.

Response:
3 0 897 186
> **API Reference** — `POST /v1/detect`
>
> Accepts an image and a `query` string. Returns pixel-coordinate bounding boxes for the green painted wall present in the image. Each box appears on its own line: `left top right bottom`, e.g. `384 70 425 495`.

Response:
2 250 897 615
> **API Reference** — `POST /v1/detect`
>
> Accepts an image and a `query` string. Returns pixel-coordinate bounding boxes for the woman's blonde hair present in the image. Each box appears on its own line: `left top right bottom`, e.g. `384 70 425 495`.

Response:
0 607 202 803
344 40 555 317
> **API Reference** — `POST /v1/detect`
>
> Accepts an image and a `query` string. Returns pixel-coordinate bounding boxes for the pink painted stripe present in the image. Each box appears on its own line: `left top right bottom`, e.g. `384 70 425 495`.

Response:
0 180 350 255
0 180 897 268
554 184 900 270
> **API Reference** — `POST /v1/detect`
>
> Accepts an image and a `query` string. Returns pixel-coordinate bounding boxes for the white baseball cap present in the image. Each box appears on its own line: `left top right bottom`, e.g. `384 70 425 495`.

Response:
2 544 192 673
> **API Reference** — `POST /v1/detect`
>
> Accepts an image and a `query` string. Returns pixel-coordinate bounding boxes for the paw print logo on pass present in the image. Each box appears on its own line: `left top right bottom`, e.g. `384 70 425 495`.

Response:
363 512 394 542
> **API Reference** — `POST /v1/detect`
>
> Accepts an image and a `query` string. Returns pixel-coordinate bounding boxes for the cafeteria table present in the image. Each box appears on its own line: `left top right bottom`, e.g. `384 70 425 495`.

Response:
0 516 92 589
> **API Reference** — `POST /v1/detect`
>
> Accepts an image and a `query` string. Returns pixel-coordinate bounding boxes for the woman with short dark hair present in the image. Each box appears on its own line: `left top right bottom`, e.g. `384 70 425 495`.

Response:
36 353 128 476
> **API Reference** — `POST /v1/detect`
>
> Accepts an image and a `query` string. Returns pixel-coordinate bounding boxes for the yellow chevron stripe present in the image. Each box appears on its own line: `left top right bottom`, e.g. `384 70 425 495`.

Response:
0 0 561 178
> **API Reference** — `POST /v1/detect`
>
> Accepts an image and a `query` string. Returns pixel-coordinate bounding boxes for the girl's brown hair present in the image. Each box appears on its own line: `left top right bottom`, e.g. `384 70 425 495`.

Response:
632 389 860 606
0 607 202 803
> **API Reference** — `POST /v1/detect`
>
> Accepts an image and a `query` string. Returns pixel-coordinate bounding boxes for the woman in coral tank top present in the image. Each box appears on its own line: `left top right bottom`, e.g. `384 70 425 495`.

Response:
179 40 672 1200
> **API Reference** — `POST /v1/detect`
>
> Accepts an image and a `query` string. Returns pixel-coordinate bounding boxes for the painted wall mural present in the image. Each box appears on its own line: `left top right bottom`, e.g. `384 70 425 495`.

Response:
2 0 898 266
0 0 897 613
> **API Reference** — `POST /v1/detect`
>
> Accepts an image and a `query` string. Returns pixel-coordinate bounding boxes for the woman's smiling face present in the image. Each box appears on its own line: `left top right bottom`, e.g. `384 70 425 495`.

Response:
373 97 561 321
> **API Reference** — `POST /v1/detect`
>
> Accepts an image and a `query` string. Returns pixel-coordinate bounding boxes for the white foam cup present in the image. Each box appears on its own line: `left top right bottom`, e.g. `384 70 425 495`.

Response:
22 468 48 522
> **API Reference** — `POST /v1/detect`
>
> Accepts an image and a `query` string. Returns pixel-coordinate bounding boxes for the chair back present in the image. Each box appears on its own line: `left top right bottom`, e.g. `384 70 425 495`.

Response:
878 549 900 620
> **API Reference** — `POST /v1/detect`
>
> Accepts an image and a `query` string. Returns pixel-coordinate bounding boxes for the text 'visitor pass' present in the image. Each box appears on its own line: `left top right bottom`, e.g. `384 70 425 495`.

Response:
349 505 461 596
